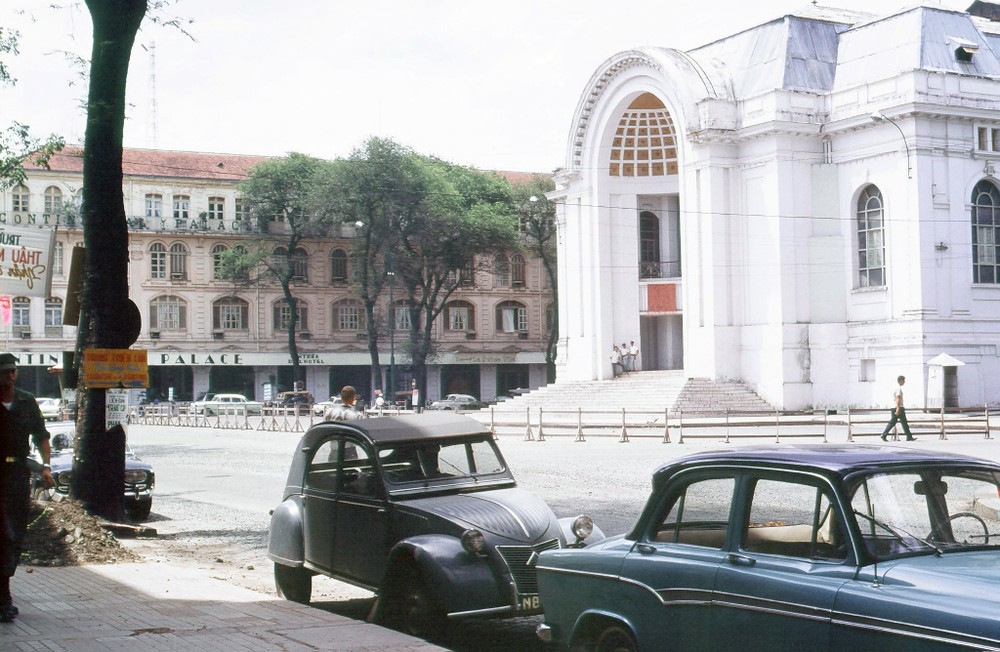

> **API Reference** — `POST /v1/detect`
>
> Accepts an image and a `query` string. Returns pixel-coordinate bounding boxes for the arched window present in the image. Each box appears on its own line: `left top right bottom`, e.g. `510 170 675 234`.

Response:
44 186 63 216
274 298 308 331
857 185 885 288
333 299 366 331
640 211 661 278
149 243 167 279
149 295 187 330
511 254 526 287
211 244 228 279
973 179 1000 284
445 301 474 331
213 297 249 330
44 297 62 335
496 301 527 334
53 241 64 276
494 253 510 288
609 93 678 177
11 185 29 213
292 247 309 279
12 297 29 335
169 243 188 280
330 249 348 283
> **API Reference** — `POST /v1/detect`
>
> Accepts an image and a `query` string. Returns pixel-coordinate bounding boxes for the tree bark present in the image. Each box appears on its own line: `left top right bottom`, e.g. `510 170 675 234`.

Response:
72 0 147 520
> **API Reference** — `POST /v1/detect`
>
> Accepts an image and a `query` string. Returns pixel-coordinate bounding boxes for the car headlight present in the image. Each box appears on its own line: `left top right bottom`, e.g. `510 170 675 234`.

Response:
124 470 149 484
53 470 71 488
572 514 594 541
461 529 486 555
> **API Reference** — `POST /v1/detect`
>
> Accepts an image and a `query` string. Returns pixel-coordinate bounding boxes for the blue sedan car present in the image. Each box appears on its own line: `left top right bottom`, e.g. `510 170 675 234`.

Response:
536 445 1000 651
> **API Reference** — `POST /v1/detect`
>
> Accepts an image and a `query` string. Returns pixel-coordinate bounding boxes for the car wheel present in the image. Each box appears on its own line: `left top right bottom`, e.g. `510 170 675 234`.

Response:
384 567 446 640
126 500 152 521
594 624 637 652
274 562 312 604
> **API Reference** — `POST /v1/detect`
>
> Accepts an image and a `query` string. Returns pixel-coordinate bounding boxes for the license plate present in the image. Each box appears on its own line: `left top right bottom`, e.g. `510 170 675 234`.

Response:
519 595 540 611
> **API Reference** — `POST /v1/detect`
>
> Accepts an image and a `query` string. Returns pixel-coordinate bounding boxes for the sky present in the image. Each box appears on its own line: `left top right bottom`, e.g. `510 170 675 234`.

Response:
3 0 969 173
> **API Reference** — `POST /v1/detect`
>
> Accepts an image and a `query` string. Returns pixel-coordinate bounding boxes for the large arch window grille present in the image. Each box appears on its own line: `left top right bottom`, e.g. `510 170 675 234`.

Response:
609 93 678 177
213 297 249 330
857 185 885 288
973 179 1000 284
149 295 186 330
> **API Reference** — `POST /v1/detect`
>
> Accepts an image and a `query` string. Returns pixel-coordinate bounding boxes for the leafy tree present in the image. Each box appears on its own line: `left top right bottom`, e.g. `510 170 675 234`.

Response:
0 26 64 188
512 176 558 382
220 153 336 389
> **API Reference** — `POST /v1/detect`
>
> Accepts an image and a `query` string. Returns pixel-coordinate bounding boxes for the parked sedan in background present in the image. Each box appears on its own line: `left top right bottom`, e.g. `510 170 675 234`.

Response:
30 430 155 521
426 393 486 411
537 445 1000 652
268 413 602 639
35 397 62 421
192 393 263 416
312 396 342 416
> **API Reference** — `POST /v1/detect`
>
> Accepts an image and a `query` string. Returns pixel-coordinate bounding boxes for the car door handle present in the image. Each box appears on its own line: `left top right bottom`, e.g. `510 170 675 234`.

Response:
726 553 756 567
636 543 656 555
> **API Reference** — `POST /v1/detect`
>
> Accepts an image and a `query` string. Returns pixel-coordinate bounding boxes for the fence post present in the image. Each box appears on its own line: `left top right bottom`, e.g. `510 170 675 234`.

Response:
524 407 534 441
822 409 828 444
618 408 630 443
846 407 854 442
489 407 497 439
677 409 685 444
575 407 586 442
662 409 671 443
774 408 780 444
537 407 546 441
986 404 992 440
724 409 731 444
939 406 947 441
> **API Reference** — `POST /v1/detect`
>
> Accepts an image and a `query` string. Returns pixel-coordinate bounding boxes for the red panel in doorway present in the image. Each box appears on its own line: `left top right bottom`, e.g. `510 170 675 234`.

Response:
647 284 676 312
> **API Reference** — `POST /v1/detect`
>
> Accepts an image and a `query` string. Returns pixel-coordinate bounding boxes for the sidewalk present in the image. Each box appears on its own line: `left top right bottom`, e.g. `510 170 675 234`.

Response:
0 562 447 651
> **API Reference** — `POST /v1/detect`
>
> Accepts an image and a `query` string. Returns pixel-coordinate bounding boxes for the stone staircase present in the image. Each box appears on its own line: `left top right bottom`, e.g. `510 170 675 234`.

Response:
482 370 773 415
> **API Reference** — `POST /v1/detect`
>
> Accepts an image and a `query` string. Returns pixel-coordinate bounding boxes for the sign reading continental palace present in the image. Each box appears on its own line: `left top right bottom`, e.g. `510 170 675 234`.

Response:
0 225 55 297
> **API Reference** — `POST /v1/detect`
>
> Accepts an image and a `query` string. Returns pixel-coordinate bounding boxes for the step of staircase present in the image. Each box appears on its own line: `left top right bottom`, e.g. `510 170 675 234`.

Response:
482 371 773 415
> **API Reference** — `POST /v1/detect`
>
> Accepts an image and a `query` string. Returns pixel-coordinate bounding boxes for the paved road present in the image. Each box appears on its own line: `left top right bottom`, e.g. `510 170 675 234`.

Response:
123 421 1000 649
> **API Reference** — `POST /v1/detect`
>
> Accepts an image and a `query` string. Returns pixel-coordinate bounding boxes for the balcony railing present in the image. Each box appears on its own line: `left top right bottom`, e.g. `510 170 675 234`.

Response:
640 259 681 279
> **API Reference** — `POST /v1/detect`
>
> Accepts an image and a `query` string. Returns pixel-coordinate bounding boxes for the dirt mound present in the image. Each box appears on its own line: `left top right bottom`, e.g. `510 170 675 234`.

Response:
22 498 141 566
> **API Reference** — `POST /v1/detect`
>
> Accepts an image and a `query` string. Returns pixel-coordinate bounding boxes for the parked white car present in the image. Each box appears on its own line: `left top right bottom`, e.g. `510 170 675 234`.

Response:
192 393 263 416
36 397 62 421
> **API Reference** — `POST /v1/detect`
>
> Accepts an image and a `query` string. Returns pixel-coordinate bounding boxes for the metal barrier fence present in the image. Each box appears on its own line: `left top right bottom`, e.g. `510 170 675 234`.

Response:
485 405 996 443
127 403 418 431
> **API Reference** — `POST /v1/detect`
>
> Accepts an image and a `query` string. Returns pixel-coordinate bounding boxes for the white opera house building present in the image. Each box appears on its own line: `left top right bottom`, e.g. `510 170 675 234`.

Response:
551 2 1000 409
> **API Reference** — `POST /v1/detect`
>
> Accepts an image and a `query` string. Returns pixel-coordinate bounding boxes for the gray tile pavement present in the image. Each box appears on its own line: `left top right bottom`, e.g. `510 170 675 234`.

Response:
0 562 446 651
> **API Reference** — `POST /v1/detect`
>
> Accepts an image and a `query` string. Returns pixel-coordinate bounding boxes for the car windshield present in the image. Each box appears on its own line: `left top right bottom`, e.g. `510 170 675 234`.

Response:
848 466 1000 559
378 436 507 486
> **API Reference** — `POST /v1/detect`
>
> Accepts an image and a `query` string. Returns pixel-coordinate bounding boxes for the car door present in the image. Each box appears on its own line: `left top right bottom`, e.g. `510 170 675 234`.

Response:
302 436 341 572
617 471 737 650
712 471 854 652
331 437 391 586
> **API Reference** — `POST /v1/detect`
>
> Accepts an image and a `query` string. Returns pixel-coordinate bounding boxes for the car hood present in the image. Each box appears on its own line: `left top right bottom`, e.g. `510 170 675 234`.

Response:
403 487 559 543
881 550 1000 595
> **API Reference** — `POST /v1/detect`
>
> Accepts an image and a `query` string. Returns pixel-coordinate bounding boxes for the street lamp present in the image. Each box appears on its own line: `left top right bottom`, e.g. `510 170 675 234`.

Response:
871 112 912 179
387 266 396 406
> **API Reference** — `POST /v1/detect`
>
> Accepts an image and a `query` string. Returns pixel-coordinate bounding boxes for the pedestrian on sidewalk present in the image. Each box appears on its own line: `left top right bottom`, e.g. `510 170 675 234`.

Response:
628 340 640 372
0 353 52 622
881 375 916 442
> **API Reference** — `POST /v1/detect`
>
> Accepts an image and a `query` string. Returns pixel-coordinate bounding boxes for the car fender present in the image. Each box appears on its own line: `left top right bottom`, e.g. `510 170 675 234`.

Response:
383 534 506 614
267 496 305 566
570 609 639 650
558 516 607 547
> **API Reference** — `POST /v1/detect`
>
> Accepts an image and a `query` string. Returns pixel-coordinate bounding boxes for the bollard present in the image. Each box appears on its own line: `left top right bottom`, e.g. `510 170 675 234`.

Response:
575 407 586 442
524 407 534 441
618 408 630 443
537 408 546 441
662 408 671 443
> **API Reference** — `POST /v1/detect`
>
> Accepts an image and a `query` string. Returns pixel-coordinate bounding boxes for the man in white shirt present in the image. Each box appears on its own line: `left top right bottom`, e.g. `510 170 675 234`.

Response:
628 340 640 372
880 375 915 441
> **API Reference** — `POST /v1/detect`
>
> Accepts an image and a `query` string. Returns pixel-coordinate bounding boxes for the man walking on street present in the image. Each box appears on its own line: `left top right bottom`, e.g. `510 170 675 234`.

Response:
0 353 52 622
881 375 916 442
324 385 364 421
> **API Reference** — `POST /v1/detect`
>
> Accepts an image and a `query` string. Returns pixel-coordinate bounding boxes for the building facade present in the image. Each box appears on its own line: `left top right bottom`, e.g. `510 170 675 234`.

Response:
1 147 551 404
552 2 1000 410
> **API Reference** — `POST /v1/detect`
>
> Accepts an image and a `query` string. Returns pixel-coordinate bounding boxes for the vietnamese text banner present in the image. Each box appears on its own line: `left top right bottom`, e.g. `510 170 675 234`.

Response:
0 225 54 297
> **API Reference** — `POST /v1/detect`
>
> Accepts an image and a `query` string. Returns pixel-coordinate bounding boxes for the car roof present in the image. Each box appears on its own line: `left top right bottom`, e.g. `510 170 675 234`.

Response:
653 444 999 481
300 412 490 448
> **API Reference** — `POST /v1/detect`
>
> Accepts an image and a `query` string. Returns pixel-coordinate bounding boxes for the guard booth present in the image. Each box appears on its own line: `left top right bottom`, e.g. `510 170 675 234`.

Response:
926 353 965 409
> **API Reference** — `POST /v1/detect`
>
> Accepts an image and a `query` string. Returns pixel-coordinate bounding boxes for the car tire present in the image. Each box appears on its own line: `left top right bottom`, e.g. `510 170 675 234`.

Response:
32 486 56 502
594 624 637 652
384 567 446 640
274 562 312 604
126 500 152 521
